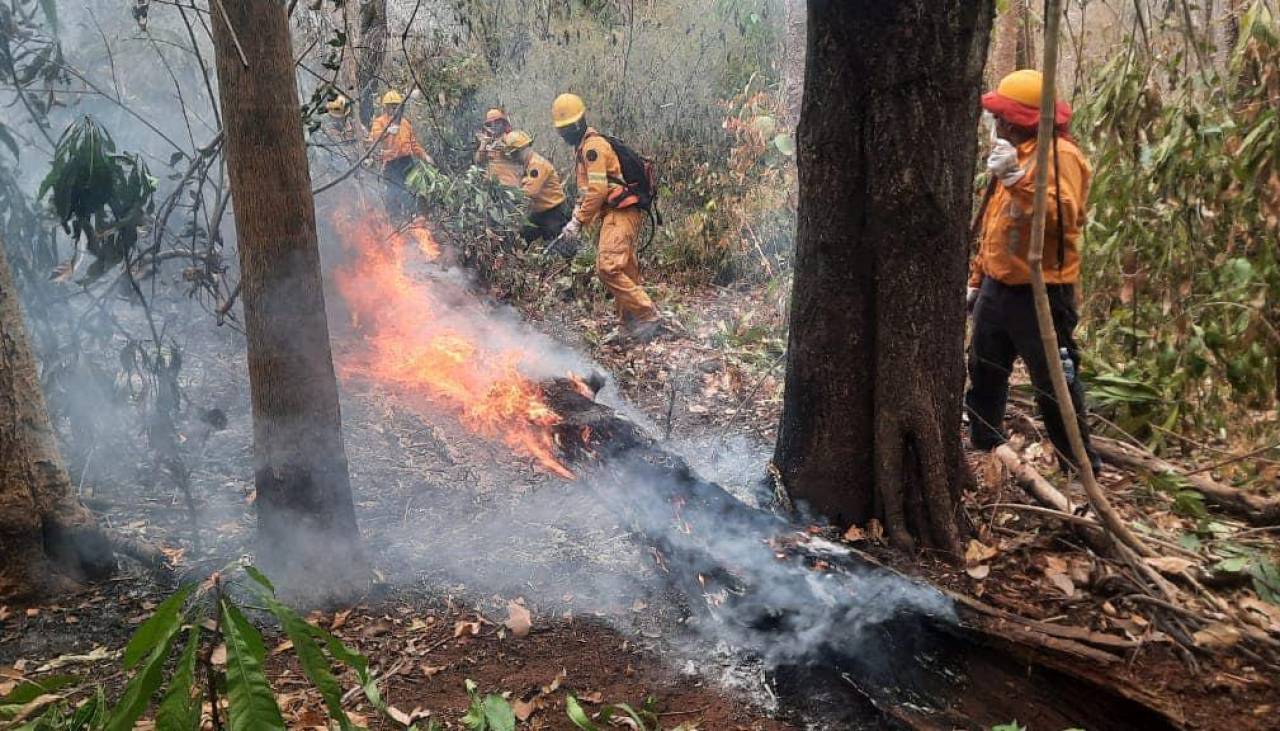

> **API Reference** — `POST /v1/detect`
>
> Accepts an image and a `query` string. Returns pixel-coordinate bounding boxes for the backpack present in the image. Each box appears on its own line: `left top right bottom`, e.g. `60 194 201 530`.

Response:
580 133 661 219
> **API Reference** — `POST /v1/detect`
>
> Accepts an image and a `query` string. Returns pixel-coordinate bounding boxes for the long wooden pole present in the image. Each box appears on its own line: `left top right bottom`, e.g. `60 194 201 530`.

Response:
1025 0 1153 558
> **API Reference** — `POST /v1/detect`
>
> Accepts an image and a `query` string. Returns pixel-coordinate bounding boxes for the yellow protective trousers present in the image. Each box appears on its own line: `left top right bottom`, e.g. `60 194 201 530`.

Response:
596 207 657 323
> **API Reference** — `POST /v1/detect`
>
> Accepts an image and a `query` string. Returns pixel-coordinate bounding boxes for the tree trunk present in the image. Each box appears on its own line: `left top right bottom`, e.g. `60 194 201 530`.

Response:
781 0 806 128
990 0 1024 83
773 1 994 555
0 238 115 599
210 0 364 597
351 0 387 127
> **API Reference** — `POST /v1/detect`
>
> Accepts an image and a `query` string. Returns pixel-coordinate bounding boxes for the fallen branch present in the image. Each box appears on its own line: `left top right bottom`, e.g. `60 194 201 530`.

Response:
991 444 1113 555
1094 437 1280 526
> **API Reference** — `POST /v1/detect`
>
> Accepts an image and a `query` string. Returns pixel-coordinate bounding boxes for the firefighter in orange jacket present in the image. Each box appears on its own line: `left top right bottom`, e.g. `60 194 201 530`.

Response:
966 70 1100 474
552 93 660 343
501 130 570 243
475 107 522 187
368 90 431 222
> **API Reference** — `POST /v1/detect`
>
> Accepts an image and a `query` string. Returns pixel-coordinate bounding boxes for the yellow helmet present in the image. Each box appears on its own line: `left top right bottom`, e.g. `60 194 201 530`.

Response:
551 93 586 128
995 69 1043 108
484 107 508 125
502 130 532 152
380 89 405 106
325 95 350 117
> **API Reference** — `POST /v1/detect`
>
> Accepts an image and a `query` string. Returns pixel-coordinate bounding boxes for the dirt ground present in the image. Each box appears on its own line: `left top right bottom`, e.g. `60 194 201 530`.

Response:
3 244 1278 729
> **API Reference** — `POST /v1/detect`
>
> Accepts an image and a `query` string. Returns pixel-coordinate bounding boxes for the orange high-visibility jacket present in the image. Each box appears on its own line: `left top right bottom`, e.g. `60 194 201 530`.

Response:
969 136 1091 287
368 114 428 165
573 129 622 227
520 152 566 213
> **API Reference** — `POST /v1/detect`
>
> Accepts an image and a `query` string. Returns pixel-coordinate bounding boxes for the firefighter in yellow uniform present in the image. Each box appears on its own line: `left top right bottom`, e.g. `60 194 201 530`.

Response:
368 90 432 222
552 93 660 343
501 130 570 243
474 107 522 187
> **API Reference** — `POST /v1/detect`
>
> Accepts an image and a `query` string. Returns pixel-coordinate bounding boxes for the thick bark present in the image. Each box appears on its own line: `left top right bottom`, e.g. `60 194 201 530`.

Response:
773 1 994 555
211 0 364 597
0 239 115 599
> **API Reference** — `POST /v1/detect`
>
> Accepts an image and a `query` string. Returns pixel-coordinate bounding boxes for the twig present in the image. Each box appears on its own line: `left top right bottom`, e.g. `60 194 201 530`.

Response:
1185 440 1280 477
212 0 249 68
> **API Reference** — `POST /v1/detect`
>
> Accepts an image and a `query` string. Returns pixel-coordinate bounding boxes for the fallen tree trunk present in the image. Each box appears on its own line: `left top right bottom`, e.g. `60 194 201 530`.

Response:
541 377 1183 731
1094 437 1280 526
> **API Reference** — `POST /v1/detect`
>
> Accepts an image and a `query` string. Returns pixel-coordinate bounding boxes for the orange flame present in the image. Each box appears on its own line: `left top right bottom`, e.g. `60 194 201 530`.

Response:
330 204 572 479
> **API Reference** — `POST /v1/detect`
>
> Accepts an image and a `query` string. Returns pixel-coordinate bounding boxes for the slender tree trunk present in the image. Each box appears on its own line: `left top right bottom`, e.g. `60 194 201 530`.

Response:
352 0 387 127
990 0 1024 83
0 237 115 599
781 0 806 128
773 1 994 556
210 0 364 597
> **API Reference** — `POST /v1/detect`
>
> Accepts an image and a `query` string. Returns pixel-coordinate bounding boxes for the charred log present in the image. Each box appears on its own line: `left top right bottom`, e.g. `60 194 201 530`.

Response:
542 376 1182 731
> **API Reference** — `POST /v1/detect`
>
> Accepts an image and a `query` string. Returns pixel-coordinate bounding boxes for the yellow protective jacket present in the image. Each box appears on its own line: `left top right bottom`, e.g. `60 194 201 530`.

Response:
520 152 566 213
368 113 429 165
969 136 1091 287
573 128 622 227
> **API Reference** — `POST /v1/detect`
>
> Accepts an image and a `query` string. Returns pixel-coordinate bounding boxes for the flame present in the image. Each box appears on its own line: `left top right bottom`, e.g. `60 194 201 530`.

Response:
330 204 572 479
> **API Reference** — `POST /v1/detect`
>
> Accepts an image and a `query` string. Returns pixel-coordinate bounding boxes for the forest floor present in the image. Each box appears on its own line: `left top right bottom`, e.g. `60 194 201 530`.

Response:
531 274 1280 731
3 238 1279 729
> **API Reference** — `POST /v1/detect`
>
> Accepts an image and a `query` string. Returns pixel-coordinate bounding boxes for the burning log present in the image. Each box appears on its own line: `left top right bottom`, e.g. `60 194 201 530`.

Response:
541 375 1184 730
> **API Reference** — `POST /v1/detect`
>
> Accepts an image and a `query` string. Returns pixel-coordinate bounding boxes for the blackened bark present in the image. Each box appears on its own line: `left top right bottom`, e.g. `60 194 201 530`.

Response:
210 0 364 597
0 237 115 599
773 1 994 555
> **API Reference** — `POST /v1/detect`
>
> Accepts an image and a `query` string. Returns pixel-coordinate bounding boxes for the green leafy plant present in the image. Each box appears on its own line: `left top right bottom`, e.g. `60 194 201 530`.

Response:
565 694 661 731
3 565 433 731
37 116 156 283
1075 1 1280 444
460 679 515 731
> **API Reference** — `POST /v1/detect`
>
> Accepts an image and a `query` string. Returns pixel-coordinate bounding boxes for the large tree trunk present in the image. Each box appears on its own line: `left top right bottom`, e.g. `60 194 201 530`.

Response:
210 0 364 597
0 238 115 599
772 1 994 555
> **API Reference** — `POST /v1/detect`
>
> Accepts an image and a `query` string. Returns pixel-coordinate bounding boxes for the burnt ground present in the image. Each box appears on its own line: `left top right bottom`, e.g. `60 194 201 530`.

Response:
3 248 1279 729
0 269 795 728
531 279 1279 731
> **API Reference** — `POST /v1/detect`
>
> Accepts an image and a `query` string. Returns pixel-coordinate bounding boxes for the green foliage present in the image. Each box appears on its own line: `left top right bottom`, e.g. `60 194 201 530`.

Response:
37 117 157 283
461 680 515 731
5 566 426 731
1076 4 1280 444
565 694 661 731
405 162 532 290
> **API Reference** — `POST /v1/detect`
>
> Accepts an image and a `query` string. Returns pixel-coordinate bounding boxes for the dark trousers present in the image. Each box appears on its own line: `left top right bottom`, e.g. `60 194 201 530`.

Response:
522 203 570 243
383 156 418 224
965 277 1098 470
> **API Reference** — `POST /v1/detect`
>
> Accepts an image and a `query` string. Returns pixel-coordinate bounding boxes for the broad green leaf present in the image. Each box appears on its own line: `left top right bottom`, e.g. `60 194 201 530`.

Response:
123 583 193 669
156 625 202 731
565 696 600 731
482 694 515 731
242 565 276 595
0 676 79 705
221 599 286 731
261 595 360 730
772 133 795 156
105 613 184 731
